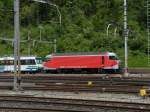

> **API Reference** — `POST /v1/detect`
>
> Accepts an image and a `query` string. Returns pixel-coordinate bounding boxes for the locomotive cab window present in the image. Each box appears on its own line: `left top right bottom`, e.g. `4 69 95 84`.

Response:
36 58 43 64
109 56 118 60
44 58 51 62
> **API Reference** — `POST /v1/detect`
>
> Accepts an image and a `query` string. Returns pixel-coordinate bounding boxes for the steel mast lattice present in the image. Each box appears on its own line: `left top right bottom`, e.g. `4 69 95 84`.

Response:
147 0 150 66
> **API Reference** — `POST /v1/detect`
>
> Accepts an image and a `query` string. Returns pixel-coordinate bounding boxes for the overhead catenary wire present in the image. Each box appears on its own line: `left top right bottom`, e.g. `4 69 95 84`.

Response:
0 37 55 44
0 8 13 12
0 37 28 43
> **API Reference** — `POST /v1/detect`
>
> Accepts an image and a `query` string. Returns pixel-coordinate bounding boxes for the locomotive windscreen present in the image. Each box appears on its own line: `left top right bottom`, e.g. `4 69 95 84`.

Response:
109 56 119 60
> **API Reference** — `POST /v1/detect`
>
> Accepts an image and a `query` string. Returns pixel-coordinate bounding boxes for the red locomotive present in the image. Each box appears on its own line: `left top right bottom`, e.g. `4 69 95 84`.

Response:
43 52 122 73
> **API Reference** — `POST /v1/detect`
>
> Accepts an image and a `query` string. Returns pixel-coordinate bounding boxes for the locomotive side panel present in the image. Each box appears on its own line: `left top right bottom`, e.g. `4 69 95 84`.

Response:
44 55 105 69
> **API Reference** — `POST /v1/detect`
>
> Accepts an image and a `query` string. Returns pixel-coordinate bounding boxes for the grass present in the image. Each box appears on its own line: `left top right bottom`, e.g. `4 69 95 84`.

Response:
116 49 149 68
128 54 149 68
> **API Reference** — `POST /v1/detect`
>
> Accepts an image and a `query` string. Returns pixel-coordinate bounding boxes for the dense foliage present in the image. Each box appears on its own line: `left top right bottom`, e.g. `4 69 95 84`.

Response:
0 0 148 67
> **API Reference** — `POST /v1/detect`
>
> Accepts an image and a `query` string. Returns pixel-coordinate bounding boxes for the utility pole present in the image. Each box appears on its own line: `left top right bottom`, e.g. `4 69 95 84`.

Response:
124 0 128 76
14 0 21 90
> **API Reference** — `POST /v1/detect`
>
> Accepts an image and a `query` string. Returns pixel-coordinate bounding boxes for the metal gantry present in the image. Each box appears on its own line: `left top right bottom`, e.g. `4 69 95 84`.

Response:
32 39 57 53
147 0 150 66
29 0 60 53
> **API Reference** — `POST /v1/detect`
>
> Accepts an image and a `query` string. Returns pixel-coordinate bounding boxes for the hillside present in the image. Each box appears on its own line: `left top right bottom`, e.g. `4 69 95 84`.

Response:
0 0 148 67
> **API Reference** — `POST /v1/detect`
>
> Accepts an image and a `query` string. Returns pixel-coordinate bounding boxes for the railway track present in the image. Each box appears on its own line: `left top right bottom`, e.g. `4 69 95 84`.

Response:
0 85 146 93
128 68 150 74
0 76 149 94
0 75 150 85
0 95 149 112
0 68 149 75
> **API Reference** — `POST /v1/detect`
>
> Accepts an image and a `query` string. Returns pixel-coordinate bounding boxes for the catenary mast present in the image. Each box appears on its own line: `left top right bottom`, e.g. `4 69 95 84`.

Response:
14 0 21 90
124 0 128 76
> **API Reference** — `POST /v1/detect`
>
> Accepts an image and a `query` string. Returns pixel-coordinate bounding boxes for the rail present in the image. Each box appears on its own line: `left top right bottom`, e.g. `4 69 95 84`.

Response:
0 96 150 112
